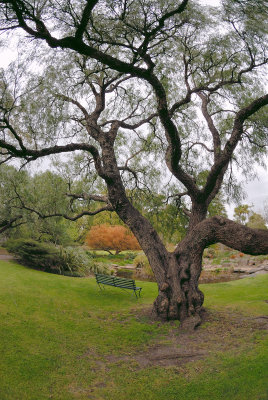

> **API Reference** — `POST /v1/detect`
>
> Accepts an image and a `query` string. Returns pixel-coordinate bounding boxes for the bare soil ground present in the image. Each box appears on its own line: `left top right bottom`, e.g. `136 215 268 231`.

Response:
0 254 14 260
99 307 268 369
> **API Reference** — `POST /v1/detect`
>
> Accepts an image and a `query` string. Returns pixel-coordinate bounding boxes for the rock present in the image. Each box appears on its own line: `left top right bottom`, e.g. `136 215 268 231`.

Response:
249 270 268 277
233 266 268 274
248 266 267 274
121 264 136 269
203 265 222 271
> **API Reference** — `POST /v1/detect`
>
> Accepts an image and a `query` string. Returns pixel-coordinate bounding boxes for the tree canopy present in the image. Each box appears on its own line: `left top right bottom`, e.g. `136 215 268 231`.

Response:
0 0 267 328
86 224 140 254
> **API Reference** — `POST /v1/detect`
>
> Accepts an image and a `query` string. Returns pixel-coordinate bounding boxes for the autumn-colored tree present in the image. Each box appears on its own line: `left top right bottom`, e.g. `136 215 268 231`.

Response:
85 225 141 254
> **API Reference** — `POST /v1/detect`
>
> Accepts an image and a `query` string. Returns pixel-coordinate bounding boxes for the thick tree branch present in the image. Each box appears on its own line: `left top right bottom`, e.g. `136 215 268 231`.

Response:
13 192 114 222
66 193 109 203
29 206 114 221
175 216 268 257
75 0 99 41
0 1 186 162
197 92 221 160
0 215 23 233
0 117 27 152
0 137 106 177
203 217 268 255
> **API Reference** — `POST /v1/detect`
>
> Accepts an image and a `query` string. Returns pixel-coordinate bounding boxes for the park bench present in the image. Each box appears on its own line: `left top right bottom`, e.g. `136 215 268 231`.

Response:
95 273 142 298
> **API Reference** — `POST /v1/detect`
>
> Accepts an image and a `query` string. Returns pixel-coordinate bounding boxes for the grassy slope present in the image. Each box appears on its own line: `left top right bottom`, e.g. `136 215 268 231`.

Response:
0 260 267 400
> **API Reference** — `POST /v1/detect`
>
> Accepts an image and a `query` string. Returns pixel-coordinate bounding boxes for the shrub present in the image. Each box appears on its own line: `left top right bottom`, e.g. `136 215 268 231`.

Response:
123 251 136 261
4 239 110 277
133 253 148 269
203 247 216 259
5 239 60 270
60 246 110 276
133 253 154 279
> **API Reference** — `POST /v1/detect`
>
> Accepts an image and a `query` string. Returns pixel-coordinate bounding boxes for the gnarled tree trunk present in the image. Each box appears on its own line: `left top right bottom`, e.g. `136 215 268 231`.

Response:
152 250 204 328
151 228 205 329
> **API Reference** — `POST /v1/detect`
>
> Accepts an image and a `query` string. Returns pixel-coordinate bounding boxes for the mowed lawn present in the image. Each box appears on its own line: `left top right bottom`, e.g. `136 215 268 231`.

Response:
0 260 267 400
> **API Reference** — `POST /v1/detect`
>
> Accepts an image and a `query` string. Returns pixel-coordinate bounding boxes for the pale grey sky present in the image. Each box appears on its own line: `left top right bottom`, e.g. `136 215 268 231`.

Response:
244 168 268 213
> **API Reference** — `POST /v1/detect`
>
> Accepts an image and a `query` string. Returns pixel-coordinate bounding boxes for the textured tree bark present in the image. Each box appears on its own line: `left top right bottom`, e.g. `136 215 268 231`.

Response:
152 233 205 329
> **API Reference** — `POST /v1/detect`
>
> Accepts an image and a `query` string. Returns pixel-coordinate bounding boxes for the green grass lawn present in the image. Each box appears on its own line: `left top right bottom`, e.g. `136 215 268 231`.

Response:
0 260 267 400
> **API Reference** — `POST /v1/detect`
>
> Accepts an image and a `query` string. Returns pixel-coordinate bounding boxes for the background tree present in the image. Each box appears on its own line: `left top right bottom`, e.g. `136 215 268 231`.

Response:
0 0 268 329
0 165 28 235
233 204 252 225
85 224 141 254
247 213 267 230
0 166 83 244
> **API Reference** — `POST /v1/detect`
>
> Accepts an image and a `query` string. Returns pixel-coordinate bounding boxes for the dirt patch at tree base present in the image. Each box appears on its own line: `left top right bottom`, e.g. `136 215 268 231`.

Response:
102 308 268 369
0 254 14 260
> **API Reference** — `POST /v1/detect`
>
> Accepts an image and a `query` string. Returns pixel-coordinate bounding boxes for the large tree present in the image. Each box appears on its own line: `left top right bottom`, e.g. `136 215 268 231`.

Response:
0 0 268 329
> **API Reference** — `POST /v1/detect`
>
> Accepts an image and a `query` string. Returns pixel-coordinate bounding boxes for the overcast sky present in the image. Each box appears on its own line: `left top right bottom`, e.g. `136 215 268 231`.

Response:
0 2 267 218
242 168 268 213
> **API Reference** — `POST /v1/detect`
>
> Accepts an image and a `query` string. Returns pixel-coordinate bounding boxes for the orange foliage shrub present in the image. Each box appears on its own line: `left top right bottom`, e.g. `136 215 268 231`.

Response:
85 224 141 254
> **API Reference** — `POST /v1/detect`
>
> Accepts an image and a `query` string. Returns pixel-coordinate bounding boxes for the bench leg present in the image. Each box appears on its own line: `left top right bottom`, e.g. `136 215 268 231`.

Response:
97 282 105 290
134 288 142 298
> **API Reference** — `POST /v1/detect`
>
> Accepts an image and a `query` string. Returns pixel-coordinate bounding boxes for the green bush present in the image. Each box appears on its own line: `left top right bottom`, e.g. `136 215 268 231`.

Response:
133 253 154 278
58 246 110 276
5 239 60 270
133 253 149 269
4 239 110 277
123 252 136 261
